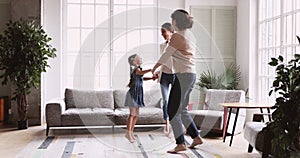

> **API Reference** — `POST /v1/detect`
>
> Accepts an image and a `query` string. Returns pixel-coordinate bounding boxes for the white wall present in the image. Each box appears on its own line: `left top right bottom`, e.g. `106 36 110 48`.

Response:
42 0 62 104
236 0 259 121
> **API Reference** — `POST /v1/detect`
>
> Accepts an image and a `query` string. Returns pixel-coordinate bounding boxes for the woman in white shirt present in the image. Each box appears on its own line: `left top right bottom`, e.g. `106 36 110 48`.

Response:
152 9 203 153
156 22 175 136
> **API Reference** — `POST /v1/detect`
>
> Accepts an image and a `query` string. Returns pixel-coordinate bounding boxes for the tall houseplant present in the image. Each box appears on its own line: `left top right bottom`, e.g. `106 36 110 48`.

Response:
0 20 56 129
266 36 300 157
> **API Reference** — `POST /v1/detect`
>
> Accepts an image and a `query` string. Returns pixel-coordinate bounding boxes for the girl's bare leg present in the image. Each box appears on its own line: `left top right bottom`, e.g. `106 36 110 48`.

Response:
125 112 135 143
164 120 170 133
130 107 139 140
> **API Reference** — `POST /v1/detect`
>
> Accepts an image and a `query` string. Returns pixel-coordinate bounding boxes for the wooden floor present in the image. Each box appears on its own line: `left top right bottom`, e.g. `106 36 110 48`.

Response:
0 125 261 158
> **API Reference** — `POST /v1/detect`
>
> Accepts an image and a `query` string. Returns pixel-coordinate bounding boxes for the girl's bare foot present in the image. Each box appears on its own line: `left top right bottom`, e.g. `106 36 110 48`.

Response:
167 144 187 153
166 128 173 139
130 132 136 140
125 132 135 143
188 136 203 148
164 125 169 134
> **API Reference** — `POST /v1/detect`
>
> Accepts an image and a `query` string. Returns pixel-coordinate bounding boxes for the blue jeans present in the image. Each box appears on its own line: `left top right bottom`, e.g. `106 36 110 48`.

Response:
167 73 199 144
160 72 175 120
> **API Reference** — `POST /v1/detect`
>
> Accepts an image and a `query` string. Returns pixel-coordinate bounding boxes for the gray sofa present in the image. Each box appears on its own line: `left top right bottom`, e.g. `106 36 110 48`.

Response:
45 88 164 136
188 89 246 135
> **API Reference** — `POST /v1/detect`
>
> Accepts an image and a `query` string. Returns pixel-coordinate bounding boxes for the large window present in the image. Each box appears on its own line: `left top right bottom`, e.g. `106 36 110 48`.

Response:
63 0 158 90
258 0 300 103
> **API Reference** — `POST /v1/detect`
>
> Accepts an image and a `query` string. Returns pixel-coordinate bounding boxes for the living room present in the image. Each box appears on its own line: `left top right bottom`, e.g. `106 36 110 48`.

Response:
0 0 299 158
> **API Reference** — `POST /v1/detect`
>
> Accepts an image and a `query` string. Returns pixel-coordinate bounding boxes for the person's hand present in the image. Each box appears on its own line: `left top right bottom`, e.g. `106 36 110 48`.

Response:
151 68 155 74
152 73 158 80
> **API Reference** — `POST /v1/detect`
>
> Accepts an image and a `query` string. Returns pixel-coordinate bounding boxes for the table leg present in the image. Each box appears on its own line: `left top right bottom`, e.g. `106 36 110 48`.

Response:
267 108 271 121
223 107 232 143
229 108 239 146
260 108 265 122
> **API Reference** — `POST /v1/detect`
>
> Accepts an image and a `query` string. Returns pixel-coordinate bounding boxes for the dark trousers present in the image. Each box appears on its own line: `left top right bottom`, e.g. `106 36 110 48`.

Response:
167 73 199 144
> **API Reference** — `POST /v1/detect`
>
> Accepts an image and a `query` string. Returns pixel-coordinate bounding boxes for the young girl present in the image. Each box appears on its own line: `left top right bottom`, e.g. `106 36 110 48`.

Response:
124 54 156 143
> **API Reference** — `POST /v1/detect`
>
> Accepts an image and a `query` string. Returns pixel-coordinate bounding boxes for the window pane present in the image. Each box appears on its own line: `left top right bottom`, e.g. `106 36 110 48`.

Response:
127 30 140 51
141 7 156 26
82 5 94 27
296 13 300 42
95 51 109 76
128 6 140 28
128 0 140 5
285 15 293 45
142 0 155 5
284 0 293 13
82 0 94 4
95 29 109 51
297 0 300 10
68 0 80 3
266 0 273 18
67 4 80 27
114 0 126 4
259 0 265 20
96 0 108 3
95 5 109 27
67 29 80 51
113 31 126 51
275 19 280 46
274 0 280 16
113 6 126 28
66 54 80 77
81 29 94 51
81 54 95 76
141 30 154 45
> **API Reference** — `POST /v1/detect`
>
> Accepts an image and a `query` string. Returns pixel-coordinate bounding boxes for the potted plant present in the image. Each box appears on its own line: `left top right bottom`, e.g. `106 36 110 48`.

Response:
266 36 300 157
195 63 241 90
0 20 56 129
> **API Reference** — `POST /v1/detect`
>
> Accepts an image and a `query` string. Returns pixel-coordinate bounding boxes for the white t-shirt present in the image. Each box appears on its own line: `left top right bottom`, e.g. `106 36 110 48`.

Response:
157 42 174 82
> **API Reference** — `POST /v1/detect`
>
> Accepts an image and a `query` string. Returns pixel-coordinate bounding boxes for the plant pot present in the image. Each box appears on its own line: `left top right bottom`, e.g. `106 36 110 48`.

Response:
17 119 28 130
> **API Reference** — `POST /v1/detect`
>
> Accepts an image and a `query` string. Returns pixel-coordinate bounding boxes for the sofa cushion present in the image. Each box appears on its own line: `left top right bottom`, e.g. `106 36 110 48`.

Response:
61 108 115 126
114 107 164 125
244 121 266 151
189 110 223 130
65 88 114 109
205 89 244 112
113 89 162 108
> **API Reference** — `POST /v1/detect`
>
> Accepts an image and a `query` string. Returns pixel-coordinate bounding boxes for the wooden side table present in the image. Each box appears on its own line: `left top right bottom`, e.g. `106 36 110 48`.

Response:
220 102 272 146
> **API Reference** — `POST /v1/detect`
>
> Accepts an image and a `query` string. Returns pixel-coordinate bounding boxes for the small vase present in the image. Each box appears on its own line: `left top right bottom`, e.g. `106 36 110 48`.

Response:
17 119 28 130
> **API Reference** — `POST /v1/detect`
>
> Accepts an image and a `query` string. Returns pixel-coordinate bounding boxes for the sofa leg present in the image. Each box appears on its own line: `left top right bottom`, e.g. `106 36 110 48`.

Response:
112 125 115 133
46 126 49 136
248 144 253 153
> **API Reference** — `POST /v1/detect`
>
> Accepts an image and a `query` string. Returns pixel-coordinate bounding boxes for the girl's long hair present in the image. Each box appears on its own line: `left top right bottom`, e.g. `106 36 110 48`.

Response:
127 54 137 87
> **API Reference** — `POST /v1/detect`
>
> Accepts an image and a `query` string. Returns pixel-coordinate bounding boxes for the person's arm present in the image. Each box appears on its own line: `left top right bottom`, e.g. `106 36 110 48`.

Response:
151 63 162 74
152 34 178 74
135 67 151 75
143 76 156 81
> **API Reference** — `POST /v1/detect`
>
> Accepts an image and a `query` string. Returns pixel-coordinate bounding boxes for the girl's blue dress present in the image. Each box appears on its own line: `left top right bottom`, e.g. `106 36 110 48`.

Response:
125 66 145 108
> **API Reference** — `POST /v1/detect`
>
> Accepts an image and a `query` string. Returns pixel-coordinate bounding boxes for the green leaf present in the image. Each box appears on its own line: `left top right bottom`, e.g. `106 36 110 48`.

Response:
278 55 284 62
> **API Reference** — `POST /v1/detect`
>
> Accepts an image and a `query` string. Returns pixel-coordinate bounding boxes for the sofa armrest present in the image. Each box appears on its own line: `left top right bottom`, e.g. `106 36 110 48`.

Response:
46 98 65 127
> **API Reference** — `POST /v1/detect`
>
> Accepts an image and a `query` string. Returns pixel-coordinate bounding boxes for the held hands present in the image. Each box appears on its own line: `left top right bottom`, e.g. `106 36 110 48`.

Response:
152 73 158 80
